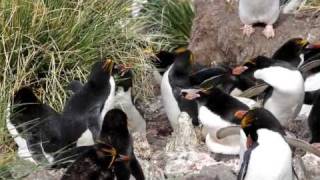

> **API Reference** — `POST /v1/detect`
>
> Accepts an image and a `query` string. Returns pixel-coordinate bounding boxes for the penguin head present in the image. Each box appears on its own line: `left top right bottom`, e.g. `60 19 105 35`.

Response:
272 38 309 62
172 48 194 74
152 51 176 74
232 56 274 76
101 109 128 134
234 108 285 143
13 87 39 104
88 59 114 85
112 63 133 91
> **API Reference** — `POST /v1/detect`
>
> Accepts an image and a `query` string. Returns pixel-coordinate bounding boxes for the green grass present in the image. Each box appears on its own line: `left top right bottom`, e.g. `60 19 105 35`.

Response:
143 0 195 51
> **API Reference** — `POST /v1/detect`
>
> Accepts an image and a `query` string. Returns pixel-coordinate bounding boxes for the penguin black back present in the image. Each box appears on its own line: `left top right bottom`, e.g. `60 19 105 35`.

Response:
62 109 144 180
10 87 58 162
41 60 115 161
186 87 249 124
169 49 199 126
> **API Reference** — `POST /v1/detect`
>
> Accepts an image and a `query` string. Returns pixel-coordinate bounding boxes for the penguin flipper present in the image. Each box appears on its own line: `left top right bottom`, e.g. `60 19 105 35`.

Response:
299 59 320 75
189 67 228 86
239 83 269 98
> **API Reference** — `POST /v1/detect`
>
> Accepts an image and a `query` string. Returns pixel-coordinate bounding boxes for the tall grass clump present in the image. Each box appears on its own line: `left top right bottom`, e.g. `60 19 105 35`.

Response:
0 0 154 175
143 0 195 51
306 0 320 6
300 0 320 9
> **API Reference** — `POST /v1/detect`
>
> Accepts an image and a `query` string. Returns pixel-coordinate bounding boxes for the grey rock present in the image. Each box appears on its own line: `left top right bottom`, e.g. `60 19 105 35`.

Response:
185 165 237 180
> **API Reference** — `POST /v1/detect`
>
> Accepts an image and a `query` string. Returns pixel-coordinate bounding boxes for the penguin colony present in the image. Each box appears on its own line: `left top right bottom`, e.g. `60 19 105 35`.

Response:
6 2 320 180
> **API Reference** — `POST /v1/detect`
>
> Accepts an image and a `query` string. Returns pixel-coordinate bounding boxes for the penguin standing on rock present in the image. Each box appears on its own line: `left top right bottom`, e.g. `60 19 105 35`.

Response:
62 109 145 180
234 108 293 180
239 0 280 38
181 75 250 155
233 59 305 127
161 48 199 130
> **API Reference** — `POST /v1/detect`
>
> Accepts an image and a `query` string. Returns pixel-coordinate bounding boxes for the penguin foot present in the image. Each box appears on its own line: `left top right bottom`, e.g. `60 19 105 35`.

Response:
241 24 255 37
262 25 275 39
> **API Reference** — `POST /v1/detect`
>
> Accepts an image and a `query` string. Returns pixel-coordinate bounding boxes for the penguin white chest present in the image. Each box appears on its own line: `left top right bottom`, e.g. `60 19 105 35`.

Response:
6 113 37 164
99 77 116 126
114 87 146 134
199 106 240 154
161 66 181 130
244 129 292 180
255 67 305 126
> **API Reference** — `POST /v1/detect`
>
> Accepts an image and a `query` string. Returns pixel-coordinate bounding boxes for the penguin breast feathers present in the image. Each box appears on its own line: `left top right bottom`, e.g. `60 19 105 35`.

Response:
244 129 293 180
254 66 304 93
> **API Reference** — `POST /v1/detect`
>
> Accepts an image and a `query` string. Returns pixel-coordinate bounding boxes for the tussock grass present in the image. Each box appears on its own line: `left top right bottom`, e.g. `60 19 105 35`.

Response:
0 0 156 175
301 0 320 9
143 0 195 51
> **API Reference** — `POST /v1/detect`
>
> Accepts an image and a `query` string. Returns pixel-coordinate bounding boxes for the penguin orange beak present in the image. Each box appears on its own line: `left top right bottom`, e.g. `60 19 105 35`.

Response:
232 66 248 75
234 110 251 128
181 89 202 100
307 42 320 49
234 110 247 120
103 59 114 75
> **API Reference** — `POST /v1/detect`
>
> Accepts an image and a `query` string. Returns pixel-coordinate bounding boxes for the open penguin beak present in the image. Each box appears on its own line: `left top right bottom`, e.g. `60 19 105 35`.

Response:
103 59 114 75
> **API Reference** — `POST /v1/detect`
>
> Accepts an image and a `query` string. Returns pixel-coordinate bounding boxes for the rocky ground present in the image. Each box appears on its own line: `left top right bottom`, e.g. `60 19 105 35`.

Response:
18 83 320 180
135 93 320 180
